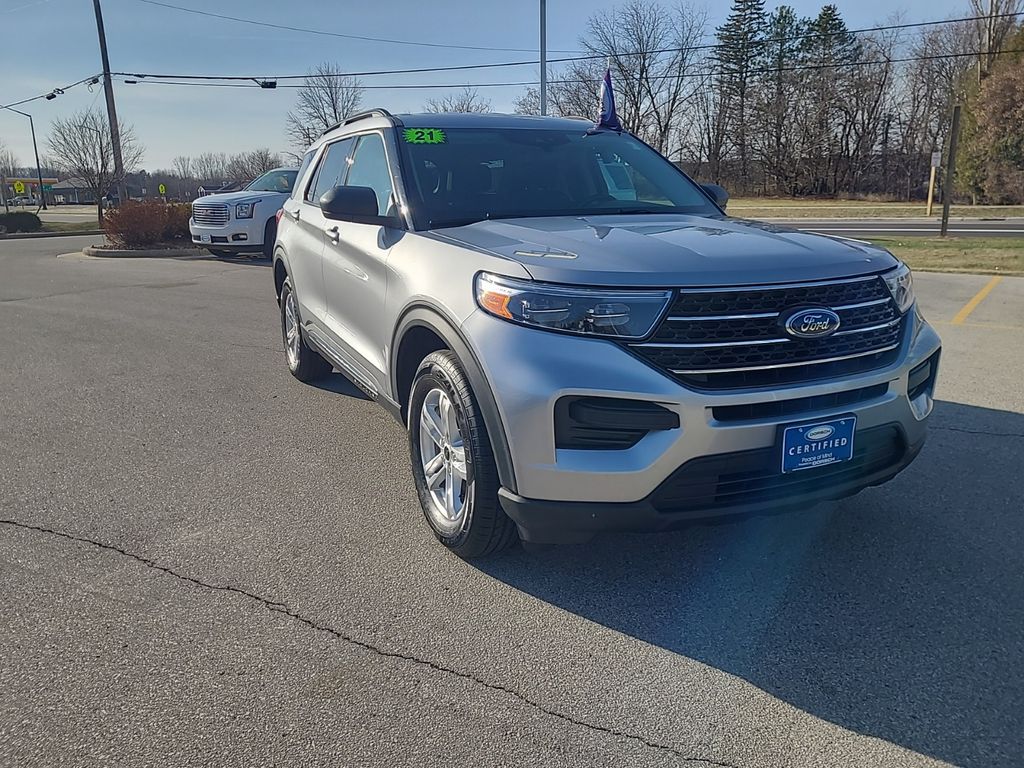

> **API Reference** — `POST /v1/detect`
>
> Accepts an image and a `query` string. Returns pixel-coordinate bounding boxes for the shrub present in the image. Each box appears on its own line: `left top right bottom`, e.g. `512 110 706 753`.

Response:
103 201 170 248
0 211 43 233
163 203 191 242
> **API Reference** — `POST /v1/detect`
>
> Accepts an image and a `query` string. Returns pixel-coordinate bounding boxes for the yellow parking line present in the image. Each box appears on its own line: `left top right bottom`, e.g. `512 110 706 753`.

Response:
952 276 1003 325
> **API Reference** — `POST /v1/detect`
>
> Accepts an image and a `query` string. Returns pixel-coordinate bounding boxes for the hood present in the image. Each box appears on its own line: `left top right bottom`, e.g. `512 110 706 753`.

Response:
431 214 898 287
192 189 288 206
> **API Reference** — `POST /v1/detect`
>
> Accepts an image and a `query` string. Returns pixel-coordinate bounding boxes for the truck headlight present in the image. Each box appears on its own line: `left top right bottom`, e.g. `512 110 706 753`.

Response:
235 201 256 219
475 273 672 339
882 263 914 314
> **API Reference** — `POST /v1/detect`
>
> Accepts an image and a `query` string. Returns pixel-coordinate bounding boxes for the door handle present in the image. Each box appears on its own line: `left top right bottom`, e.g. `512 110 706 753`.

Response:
326 225 340 244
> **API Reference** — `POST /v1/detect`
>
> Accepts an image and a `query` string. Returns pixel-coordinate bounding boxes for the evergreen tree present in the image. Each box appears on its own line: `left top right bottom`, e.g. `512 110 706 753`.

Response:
715 0 769 192
753 6 809 194
798 5 862 194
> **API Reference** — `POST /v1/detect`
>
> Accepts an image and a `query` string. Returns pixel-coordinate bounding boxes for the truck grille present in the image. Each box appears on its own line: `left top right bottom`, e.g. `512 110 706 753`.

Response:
631 275 905 389
192 202 229 226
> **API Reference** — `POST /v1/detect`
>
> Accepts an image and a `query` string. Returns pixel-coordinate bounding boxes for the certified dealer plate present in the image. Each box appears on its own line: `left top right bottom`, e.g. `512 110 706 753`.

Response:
781 416 856 473
201 233 211 243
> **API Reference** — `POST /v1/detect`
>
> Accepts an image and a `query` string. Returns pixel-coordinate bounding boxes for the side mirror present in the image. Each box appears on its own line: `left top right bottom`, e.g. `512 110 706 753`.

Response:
320 185 398 226
701 183 729 210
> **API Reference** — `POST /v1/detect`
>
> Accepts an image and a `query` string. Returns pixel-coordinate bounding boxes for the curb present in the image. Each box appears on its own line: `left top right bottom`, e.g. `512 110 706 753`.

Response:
0 230 104 239
83 245 203 258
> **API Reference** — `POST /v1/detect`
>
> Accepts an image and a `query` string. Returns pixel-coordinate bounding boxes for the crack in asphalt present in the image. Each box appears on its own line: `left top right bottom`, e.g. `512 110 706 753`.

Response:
0 518 739 768
933 425 1024 438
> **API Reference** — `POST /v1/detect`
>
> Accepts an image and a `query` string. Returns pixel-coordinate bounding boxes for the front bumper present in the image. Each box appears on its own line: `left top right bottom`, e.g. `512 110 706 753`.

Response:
462 306 941 539
189 217 265 248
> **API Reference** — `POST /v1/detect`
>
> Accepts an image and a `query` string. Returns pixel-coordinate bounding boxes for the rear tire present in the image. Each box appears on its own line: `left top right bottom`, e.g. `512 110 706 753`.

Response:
408 350 518 559
279 276 331 382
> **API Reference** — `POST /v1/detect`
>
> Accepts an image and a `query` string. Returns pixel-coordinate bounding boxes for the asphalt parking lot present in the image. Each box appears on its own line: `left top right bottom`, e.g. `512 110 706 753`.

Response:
1 235 1021 768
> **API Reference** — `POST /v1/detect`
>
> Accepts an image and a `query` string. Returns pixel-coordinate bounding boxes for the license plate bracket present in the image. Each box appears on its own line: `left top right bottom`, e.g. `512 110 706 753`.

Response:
780 415 856 473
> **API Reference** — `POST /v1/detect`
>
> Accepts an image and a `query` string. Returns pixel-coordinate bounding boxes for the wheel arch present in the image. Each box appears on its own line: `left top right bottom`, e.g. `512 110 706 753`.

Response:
392 304 518 494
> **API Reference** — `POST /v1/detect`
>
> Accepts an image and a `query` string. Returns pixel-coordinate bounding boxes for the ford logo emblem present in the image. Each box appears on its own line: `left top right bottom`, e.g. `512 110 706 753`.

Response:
805 425 835 441
783 307 841 339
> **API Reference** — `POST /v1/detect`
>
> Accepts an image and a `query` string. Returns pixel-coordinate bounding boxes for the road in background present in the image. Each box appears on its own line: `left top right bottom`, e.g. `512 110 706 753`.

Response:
1 236 1022 768
778 218 1024 238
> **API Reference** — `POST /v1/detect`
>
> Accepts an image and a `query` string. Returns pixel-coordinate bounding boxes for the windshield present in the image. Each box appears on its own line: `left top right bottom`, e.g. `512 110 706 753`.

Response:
246 169 297 193
396 128 718 229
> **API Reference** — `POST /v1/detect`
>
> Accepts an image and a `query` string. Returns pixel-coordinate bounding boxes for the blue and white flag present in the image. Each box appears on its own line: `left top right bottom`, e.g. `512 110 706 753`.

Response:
596 67 623 132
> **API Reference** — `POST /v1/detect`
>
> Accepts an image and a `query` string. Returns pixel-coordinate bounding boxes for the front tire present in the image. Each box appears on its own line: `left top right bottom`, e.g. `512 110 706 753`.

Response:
408 350 518 558
279 276 331 382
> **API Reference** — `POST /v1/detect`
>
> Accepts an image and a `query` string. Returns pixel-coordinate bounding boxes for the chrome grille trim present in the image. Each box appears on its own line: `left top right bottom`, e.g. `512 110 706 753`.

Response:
192 203 229 226
672 274 879 293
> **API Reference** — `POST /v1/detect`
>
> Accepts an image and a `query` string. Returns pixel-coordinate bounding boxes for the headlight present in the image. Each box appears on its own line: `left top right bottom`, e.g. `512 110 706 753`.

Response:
235 201 256 219
882 263 914 313
475 273 672 339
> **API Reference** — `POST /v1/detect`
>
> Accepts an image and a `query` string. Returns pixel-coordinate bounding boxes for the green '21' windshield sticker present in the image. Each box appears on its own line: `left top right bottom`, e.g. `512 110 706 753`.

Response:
403 128 447 144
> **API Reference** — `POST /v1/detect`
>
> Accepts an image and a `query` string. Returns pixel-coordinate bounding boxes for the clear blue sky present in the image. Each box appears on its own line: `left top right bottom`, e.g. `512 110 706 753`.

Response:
1 0 967 169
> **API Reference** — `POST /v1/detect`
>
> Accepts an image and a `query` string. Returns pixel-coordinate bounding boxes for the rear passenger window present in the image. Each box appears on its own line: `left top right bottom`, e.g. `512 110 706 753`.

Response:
346 134 394 216
306 138 353 205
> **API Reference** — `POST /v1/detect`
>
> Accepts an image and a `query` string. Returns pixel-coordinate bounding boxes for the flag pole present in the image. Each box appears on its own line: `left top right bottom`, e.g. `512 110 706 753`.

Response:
539 0 547 116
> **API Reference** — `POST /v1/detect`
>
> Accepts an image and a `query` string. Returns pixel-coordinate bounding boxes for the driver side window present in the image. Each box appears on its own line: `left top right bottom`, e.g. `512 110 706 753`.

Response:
346 134 394 216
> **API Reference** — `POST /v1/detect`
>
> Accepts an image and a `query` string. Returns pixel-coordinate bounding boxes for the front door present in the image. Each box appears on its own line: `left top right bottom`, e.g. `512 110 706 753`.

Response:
322 132 398 383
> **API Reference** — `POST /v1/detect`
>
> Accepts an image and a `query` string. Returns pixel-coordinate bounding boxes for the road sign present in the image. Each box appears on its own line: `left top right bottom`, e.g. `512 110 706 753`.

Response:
13 181 25 194
42 184 53 191
158 183 167 195
931 151 942 168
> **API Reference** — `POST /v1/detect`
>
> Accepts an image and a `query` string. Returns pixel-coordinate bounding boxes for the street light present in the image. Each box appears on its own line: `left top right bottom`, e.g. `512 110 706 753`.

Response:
0 105 48 210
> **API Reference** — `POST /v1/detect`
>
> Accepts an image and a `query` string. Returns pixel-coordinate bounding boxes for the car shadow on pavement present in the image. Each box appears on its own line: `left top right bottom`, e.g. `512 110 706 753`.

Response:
477 400 1024 768
310 372 372 400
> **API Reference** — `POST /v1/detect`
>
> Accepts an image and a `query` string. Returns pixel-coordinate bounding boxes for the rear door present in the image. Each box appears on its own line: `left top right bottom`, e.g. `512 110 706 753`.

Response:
321 131 398 385
281 138 354 325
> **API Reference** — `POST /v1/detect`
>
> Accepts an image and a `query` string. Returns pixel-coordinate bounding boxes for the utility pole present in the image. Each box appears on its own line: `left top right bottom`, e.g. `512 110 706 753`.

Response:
940 104 961 238
92 0 127 206
539 0 547 116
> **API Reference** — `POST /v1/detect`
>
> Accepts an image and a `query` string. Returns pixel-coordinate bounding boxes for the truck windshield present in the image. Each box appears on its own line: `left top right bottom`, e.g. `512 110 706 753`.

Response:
246 170 297 193
396 128 718 229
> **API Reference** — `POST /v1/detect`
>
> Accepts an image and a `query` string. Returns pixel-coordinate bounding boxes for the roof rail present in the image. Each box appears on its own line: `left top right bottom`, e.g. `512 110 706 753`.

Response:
319 108 398 138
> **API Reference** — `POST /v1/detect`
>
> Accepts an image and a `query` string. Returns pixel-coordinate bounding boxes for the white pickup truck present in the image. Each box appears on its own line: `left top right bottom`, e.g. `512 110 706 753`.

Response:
190 167 298 257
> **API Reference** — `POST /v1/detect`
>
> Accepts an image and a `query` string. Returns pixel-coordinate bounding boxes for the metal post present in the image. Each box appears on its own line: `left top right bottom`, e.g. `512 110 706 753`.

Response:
1 173 8 214
925 166 937 217
1 106 47 210
92 0 127 206
940 104 961 238
539 0 547 116
28 115 47 210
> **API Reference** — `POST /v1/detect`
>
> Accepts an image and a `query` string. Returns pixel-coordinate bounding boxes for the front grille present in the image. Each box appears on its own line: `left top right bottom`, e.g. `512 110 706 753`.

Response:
631 275 905 389
192 202 229 226
651 425 905 514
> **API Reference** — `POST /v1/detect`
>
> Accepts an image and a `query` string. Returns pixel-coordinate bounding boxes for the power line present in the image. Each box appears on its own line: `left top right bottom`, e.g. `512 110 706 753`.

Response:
0 74 102 110
111 10 1024 84
134 0 583 54
113 46 1024 93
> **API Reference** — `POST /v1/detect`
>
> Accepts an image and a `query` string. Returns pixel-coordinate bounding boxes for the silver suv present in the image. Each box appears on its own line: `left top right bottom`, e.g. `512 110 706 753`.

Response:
272 110 941 558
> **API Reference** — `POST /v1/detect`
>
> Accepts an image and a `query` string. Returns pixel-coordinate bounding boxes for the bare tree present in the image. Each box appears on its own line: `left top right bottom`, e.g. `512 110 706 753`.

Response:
172 155 194 180
0 140 18 177
285 63 364 149
225 149 283 181
46 109 144 226
423 87 492 113
970 0 1022 80
193 152 228 181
